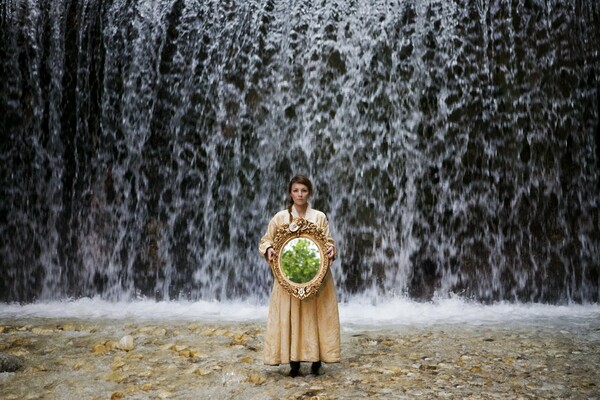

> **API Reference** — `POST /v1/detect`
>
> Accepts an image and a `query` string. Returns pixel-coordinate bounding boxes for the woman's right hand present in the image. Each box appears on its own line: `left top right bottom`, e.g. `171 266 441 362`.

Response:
266 247 276 262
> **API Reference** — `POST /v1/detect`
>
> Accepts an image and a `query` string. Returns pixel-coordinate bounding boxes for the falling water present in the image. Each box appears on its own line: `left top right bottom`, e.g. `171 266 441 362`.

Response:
1 0 599 304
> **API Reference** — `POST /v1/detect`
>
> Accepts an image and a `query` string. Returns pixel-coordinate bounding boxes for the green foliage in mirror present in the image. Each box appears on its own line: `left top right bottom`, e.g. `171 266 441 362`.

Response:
281 238 321 284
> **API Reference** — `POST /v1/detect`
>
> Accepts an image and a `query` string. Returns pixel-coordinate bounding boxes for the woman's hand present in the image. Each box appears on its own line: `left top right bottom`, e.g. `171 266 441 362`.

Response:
266 247 276 262
326 244 336 260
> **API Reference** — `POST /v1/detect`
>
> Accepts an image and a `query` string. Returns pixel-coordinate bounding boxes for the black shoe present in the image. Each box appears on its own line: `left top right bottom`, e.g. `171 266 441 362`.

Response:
289 361 301 377
310 361 321 375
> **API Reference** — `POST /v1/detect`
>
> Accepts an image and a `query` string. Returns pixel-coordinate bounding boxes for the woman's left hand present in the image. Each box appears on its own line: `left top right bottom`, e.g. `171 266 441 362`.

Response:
326 244 335 260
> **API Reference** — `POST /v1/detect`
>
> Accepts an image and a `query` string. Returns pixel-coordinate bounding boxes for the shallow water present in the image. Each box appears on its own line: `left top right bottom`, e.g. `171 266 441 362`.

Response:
2 298 599 326
1 300 599 399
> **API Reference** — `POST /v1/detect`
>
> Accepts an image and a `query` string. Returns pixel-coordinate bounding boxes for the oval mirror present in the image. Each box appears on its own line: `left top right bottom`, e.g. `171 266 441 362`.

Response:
281 237 321 284
269 218 330 299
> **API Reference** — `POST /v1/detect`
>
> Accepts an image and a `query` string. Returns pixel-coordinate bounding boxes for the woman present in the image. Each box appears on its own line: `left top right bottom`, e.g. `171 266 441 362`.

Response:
259 175 341 377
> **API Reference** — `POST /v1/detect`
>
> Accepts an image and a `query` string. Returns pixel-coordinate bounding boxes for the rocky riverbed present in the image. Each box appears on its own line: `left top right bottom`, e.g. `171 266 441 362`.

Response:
1 317 599 399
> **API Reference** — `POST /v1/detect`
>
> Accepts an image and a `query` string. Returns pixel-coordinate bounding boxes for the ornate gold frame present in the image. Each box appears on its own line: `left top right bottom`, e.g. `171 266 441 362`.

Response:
269 218 330 300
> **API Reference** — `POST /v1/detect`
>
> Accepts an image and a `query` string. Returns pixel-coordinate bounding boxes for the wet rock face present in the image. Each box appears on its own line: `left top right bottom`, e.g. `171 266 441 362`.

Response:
0 352 24 372
0 317 599 399
408 258 440 301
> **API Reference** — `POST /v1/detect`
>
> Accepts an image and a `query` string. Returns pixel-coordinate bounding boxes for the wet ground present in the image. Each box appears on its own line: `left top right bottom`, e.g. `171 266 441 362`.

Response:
1 317 599 399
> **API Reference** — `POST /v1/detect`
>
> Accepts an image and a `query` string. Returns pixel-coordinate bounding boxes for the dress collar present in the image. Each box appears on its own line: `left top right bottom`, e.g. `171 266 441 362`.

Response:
291 204 315 221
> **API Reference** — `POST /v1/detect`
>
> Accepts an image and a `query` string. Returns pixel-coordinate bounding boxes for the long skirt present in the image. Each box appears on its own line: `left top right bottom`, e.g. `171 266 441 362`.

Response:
263 272 341 365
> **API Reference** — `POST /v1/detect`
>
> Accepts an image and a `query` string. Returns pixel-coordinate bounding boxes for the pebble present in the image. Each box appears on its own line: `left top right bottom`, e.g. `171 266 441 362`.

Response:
31 327 54 335
153 328 167 336
171 344 188 352
92 343 107 354
0 353 24 372
117 335 134 351
157 390 173 399
247 373 266 385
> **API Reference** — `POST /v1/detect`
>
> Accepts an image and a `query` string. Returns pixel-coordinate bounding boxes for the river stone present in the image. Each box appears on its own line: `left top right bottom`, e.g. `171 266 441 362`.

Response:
0 353 24 372
92 343 107 354
31 327 54 335
247 373 266 385
153 328 167 336
117 335 134 351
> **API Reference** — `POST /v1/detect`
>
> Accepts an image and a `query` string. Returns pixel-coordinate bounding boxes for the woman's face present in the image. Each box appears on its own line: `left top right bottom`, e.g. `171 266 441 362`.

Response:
290 183 310 207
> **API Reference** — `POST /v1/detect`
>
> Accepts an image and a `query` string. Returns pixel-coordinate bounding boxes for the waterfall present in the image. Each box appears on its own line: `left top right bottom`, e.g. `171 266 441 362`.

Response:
1 0 599 304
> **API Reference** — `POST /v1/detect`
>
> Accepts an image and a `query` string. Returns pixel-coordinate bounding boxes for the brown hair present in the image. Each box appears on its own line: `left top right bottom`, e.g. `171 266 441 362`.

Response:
287 175 313 218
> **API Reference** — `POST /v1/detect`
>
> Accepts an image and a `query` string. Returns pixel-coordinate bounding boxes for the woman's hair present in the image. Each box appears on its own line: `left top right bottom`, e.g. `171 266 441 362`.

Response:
287 174 313 214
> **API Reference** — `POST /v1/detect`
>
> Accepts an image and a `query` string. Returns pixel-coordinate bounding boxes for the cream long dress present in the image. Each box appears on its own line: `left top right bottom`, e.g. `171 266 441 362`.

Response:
259 205 341 365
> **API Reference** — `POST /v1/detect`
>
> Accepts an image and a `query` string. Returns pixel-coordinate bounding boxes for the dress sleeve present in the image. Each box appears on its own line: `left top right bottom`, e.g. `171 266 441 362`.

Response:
318 212 335 247
258 216 278 257
323 217 338 261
